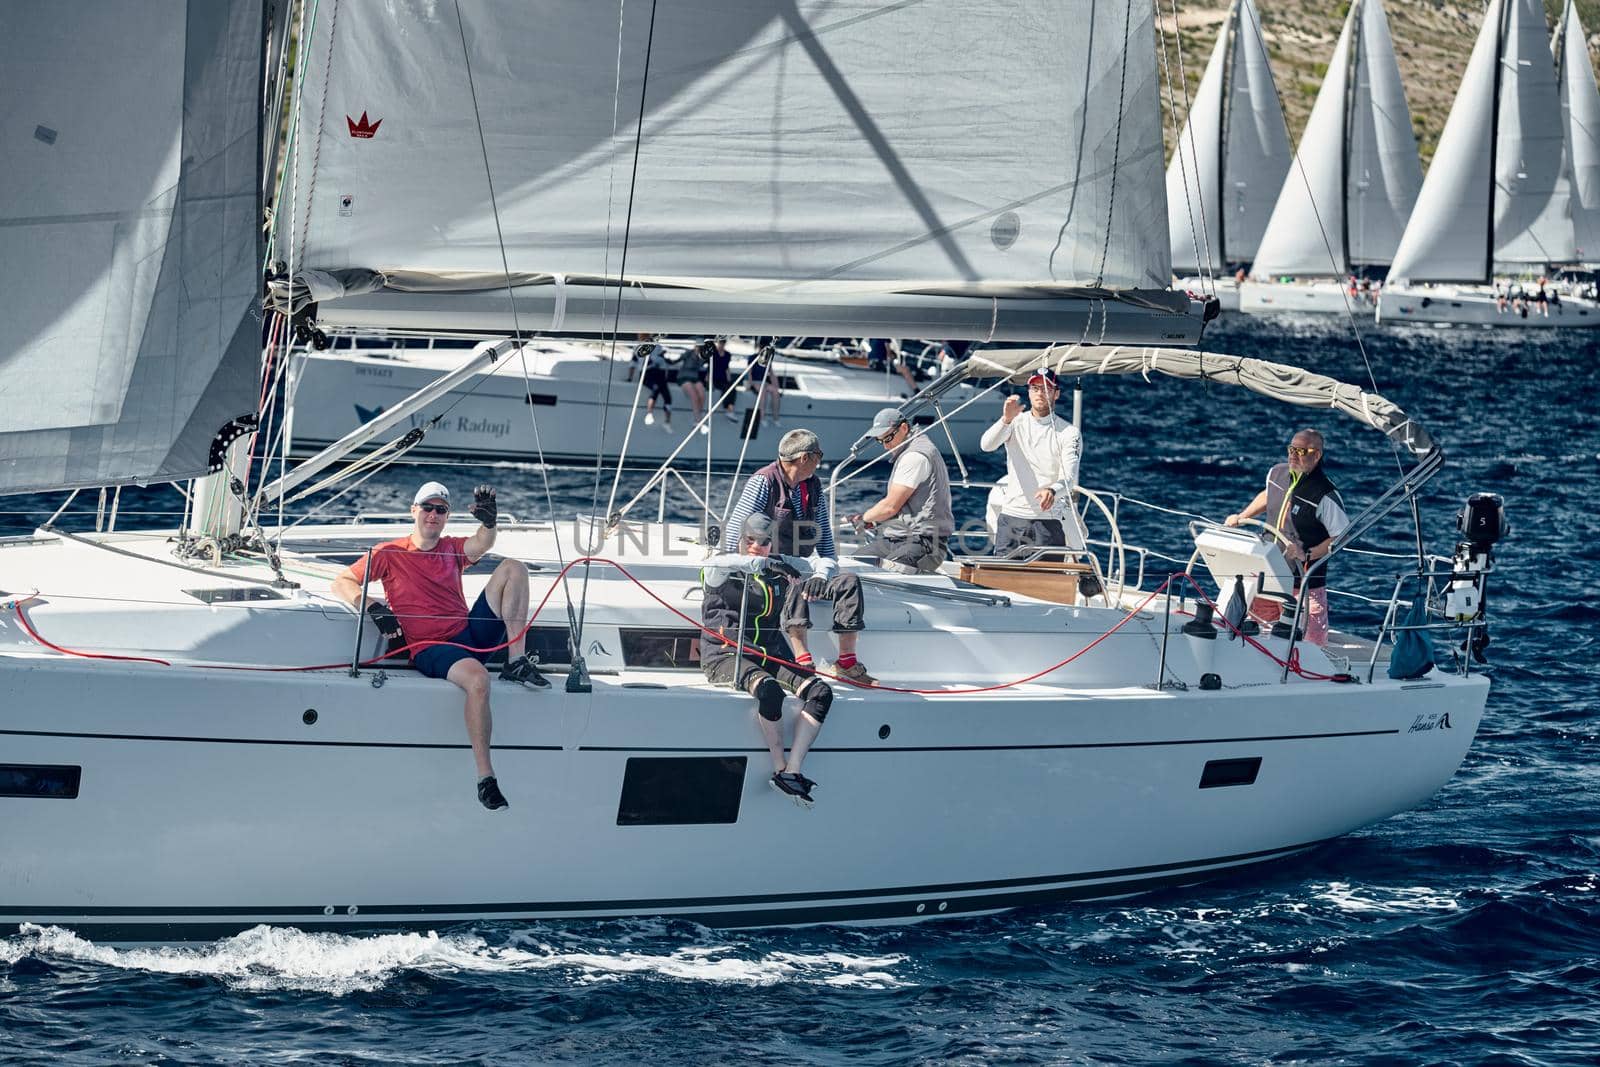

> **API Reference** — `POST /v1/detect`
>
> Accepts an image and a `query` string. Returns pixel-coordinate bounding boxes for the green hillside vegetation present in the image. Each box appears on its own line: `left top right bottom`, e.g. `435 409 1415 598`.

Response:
1158 0 1600 165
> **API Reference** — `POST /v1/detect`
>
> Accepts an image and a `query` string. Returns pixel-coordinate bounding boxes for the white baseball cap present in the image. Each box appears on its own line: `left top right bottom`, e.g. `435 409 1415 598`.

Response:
413 481 450 505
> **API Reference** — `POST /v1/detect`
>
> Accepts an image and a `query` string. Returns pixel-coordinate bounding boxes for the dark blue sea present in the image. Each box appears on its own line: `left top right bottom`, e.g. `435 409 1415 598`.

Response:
3 316 1597 1064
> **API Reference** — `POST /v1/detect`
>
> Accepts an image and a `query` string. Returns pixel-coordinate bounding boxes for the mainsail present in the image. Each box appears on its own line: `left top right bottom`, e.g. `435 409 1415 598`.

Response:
0 1 264 496
1251 0 1422 278
1165 0 1292 274
279 1 1189 340
1389 0 1574 285
1556 0 1600 267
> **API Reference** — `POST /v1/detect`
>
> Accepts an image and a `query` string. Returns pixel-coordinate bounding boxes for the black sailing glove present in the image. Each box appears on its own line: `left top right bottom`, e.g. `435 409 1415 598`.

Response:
366 600 402 640
470 484 497 528
764 557 802 581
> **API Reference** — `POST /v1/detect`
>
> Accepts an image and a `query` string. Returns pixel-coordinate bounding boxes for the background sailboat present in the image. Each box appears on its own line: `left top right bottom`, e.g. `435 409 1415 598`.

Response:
1555 0 1600 269
1238 0 1424 317
1165 0 1293 311
1378 0 1600 327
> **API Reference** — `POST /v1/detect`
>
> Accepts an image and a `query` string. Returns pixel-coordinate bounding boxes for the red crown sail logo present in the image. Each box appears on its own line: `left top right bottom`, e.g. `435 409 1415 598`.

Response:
346 111 382 139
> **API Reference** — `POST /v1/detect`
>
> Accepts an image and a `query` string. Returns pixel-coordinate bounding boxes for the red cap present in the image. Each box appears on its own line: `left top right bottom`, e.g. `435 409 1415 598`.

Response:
1027 368 1059 389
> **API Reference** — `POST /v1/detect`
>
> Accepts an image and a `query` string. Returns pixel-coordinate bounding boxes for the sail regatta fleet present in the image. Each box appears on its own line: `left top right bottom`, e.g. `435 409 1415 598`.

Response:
1173 0 1600 327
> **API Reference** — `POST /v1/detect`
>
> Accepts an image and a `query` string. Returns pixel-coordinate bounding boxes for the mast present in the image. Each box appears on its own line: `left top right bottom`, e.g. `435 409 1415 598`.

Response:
1485 0 1510 284
1217 0 1240 270
1340 0 1361 274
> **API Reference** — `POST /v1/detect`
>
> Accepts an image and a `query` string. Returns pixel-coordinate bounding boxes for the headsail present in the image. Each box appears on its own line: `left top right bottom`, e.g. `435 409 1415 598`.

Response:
1390 0 1572 284
0 1 264 496
279 1 1193 342
1165 0 1292 273
1556 0 1600 267
1252 0 1423 278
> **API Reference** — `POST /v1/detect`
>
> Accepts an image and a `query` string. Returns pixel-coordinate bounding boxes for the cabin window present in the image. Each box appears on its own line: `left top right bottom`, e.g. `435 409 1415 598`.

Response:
525 392 558 406
0 764 81 799
617 756 746 825
619 628 702 670
1199 757 1261 789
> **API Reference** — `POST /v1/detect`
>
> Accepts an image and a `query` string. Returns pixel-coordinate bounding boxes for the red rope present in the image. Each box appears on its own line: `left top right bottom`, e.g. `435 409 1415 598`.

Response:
8 561 1344 688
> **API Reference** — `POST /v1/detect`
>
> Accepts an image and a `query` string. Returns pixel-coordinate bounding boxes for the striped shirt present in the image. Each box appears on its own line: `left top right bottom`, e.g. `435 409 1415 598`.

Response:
722 474 838 575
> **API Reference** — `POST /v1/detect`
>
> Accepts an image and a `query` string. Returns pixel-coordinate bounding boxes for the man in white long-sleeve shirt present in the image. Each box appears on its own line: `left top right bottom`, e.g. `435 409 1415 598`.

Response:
979 368 1087 554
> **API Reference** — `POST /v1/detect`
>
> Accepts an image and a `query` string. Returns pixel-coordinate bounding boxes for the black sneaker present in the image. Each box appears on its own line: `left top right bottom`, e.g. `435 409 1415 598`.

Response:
770 771 814 808
477 775 509 811
500 655 551 690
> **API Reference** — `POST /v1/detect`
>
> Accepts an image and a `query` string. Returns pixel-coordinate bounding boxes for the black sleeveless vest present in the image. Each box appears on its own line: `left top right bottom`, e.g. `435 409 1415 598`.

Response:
755 460 824 558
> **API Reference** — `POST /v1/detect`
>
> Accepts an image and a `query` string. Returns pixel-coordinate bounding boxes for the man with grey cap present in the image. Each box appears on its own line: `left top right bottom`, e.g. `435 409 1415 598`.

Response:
722 428 875 683
331 480 546 813
848 408 955 574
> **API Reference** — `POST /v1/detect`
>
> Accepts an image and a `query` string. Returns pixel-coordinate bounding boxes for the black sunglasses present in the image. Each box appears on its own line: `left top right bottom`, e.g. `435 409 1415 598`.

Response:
417 502 449 515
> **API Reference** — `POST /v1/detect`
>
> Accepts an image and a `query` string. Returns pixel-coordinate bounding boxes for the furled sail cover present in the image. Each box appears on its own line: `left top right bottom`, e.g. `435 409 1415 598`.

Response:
1557 2 1600 266
282 0 1171 306
1492 0 1575 266
0 1 264 496
962 345 1435 457
1388 0 1503 284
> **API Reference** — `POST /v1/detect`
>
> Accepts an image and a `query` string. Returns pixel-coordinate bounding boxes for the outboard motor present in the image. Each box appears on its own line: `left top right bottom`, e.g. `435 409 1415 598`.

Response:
1444 493 1507 662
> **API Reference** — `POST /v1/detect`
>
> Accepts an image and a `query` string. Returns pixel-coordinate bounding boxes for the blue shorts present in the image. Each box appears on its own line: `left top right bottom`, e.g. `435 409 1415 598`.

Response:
412 590 507 679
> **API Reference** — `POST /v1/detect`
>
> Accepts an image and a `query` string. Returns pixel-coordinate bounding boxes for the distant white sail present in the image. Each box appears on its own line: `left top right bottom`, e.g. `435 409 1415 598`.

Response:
0 1 264 496
1557 0 1600 266
1166 0 1292 273
1391 0 1573 284
1345 0 1424 266
282 1 1174 336
1252 0 1423 278
1493 0 1575 266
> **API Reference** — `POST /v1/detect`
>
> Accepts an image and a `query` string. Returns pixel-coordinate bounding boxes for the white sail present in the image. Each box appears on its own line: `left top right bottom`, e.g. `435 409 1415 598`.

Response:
1345 0 1424 266
1165 0 1291 273
1222 0 1293 263
1557 1 1600 266
1250 7 1356 277
1493 0 1575 265
0 1 264 496
282 1 1176 337
1389 0 1507 284
1167 22 1229 274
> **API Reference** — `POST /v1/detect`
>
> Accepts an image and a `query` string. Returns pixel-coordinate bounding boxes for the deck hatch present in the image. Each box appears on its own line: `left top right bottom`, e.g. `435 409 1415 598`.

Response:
0 764 81 799
1199 757 1261 789
617 756 746 825
184 587 285 604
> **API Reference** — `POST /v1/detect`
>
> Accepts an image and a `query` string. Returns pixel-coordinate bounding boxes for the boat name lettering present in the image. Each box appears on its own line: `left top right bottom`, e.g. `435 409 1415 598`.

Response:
355 367 393 378
1407 712 1453 734
455 415 511 439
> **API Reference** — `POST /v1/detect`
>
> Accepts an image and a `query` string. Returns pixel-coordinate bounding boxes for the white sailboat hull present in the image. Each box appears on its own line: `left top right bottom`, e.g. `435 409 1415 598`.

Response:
1239 280 1377 316
1175 277 1240 312
289 344 992 468
0 524 1489 939
1376 285 1600 327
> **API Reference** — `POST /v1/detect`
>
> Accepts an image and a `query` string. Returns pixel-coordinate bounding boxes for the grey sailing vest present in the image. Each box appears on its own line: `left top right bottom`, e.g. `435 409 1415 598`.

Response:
885 433 955 539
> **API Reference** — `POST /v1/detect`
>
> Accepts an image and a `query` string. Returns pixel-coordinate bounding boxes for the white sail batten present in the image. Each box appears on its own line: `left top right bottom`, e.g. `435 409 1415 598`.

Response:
1222 0 1292 264
1167 24 1229 274
0 1 264 496
1557 2 1600 266
282 1 1180 335
1345 0 1424 267
1493 0 1575 266
1250 8 1356 278
1389 0 1506 284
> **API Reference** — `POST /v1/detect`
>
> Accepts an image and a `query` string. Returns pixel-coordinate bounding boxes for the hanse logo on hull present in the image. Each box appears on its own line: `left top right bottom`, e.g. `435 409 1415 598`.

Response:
347 111 382 139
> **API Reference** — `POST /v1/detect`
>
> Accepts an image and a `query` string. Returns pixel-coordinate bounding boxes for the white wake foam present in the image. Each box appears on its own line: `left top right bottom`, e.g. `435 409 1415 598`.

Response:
3 923 909 995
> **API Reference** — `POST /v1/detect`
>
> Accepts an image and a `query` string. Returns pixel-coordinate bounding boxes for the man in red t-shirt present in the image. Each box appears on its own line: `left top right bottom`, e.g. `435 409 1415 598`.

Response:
332 480 547 811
